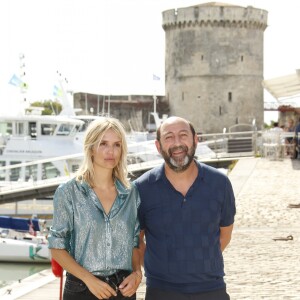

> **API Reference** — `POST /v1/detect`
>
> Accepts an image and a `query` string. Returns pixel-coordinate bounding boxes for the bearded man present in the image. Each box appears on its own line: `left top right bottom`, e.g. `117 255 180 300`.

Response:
134 116 236 300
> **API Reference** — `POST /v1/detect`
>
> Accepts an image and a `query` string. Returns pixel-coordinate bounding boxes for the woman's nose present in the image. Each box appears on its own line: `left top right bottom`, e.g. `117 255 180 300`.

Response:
106 145 114 153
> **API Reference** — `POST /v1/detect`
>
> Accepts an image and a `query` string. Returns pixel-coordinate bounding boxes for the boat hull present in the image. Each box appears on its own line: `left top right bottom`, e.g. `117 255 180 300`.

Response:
0 238 50 263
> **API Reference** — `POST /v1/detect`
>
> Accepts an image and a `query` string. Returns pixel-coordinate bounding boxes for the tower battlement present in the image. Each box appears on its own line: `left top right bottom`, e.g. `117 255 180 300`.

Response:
162 4 267 30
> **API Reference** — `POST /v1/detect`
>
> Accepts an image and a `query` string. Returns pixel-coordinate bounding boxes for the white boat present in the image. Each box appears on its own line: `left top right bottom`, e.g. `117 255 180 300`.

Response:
0 110 217 186
0 237 50 263
0 72 219 190
0 216 50 263
0 112 84 183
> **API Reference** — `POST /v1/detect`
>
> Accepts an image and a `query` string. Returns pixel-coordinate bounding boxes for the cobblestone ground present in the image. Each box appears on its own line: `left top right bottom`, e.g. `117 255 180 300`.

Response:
224 158 300 300
137 158 300 300
3 158 299 299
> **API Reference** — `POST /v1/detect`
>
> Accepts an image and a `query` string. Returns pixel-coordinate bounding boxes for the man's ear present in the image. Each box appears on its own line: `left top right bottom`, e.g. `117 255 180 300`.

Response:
155 140 161 154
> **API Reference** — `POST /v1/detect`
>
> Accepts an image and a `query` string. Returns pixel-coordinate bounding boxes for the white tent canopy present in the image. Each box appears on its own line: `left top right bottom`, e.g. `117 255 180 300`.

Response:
262 70 300 100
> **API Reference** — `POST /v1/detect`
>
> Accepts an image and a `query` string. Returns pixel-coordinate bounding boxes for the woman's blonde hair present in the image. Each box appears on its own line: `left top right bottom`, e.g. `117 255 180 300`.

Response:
76 117 129 188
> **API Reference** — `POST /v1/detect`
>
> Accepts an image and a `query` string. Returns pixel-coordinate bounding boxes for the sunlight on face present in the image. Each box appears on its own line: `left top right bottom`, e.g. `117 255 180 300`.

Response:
160 142 196 172
158 118 197 172
92 129 122 169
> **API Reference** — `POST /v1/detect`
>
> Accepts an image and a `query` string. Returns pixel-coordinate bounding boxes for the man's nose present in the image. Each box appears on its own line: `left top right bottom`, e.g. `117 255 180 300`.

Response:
171 136 182 147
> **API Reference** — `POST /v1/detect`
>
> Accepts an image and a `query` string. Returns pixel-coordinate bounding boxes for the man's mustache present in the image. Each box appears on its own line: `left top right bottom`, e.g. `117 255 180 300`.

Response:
169 145 188 156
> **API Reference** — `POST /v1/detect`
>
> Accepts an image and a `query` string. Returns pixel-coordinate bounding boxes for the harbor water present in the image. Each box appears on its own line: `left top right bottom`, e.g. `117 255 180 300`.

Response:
0 199 53 288
0 262 50 288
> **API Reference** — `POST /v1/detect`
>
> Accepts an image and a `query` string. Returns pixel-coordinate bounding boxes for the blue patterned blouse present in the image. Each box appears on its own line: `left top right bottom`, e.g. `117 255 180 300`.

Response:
48 178 140 276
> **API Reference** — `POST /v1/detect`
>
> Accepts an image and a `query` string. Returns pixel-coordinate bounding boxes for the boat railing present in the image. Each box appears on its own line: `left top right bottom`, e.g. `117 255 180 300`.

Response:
197 130 262 157
0 130 264 178
0 129 264 202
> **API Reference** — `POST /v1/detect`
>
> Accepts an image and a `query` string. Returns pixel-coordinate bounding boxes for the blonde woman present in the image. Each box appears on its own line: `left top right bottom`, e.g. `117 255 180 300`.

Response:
48 117 142 300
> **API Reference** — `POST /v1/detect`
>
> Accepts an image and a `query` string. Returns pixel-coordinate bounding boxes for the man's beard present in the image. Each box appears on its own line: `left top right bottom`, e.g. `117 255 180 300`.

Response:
160 142 196 173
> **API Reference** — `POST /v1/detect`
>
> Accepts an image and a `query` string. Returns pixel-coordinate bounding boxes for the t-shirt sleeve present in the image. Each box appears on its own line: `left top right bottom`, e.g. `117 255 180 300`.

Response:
220 177 236 227
133 181 146 231
131 183 141 248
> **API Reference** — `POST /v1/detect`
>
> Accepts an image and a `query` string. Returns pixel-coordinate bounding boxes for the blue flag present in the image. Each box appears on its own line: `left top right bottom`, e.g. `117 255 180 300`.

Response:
153 74 160 81
53 85 63 97
8 74 25 87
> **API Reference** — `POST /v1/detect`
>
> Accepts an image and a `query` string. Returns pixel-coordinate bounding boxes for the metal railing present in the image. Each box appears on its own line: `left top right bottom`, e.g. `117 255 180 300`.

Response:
0 130 264 203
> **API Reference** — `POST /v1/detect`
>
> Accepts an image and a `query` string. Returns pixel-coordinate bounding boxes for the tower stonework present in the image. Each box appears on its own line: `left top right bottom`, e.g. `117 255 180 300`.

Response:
162 3 268 133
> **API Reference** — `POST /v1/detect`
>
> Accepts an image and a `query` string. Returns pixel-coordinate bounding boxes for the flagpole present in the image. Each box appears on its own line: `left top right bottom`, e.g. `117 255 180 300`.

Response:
19 53 26 95
19 53 27 115
152 74 160 114
153 95 157 114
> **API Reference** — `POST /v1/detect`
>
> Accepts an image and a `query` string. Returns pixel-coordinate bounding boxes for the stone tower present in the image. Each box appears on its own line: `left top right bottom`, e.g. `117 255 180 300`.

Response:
162 2 268 133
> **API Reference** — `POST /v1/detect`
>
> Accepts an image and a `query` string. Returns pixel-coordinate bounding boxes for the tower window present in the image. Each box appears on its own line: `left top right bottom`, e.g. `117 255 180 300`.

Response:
182 92 184 101
201 55 204 61
241 56 244 62
219 106 222 116
228 92 232 102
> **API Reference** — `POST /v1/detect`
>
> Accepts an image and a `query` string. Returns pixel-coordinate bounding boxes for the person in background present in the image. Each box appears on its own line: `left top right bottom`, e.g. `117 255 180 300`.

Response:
286 119 295 134
135 116 236 300
270 121 283 132
294 117 300 159
270 121 285 146
48 117 142 300
284 119 295 157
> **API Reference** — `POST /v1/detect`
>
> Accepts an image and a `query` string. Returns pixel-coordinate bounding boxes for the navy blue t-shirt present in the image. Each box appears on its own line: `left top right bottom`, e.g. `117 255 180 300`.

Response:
134 161 236 294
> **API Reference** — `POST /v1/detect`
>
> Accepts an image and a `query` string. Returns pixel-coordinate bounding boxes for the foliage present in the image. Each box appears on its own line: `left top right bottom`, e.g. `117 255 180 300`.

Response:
30 100 62 115
227 160 238 174
264 121 275 129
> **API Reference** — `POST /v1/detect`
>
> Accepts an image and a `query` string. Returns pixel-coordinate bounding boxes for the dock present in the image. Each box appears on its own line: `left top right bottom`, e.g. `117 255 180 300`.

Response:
0 157 300 299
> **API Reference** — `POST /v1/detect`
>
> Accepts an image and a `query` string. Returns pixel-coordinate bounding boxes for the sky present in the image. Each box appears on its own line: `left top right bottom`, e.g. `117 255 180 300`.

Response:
1 0 300 120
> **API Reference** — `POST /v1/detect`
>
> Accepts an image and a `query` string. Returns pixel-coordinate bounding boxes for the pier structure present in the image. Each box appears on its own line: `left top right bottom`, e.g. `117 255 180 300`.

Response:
1 157 300 299
162 3 268 133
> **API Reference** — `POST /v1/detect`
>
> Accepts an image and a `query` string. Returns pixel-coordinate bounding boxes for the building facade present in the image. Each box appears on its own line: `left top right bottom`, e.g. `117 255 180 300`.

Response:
73 93 168 132
162 3 268 133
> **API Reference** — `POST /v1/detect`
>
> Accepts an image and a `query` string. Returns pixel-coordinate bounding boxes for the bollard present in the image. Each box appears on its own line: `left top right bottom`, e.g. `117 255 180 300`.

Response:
51 258 63 300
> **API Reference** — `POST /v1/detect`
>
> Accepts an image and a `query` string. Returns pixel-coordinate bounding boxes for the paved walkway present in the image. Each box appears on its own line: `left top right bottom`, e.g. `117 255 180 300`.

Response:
225 157 300 299
1 157 300 299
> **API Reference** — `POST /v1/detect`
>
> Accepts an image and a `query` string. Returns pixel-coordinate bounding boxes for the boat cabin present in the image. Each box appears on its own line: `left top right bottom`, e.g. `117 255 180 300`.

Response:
0 115 84 183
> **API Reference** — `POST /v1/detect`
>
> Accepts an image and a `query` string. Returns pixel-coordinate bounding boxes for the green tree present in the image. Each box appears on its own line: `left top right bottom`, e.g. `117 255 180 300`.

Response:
30 100 62 115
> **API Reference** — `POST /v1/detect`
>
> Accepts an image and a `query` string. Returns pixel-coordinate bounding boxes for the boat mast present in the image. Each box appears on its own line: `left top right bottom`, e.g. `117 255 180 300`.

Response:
18 53 28 115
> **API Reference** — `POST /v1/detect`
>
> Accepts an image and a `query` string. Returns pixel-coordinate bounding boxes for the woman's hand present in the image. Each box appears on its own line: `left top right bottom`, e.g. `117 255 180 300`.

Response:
85 275 117 300
118 271 142 297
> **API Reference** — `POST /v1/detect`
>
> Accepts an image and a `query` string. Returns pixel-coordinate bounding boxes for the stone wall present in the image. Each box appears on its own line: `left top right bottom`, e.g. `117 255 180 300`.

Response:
163 3 268 133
